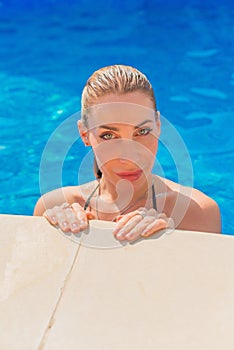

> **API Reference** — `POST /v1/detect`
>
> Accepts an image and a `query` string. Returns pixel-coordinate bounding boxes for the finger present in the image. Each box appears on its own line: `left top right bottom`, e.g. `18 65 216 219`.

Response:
115 215 144 241
117 207 158 241
71 203 88 230
112 210 143 235
63 208 84 234
115 214 124 222
124 216 157 241
147 208 158 217
141 218 167 237
55 207 74 233
85 210 96 220
43 208 58 225
165 217 175 234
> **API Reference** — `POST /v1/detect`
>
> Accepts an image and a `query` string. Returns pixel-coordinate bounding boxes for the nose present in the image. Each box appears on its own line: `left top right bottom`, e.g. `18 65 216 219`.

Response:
94 137 149 170
119 139 140 164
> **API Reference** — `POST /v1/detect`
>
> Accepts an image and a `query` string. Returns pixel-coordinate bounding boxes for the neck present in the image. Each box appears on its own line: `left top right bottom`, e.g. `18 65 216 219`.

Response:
99 173 153 208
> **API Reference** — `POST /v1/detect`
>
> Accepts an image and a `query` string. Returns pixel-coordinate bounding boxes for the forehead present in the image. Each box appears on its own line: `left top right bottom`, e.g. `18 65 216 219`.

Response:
85 102 156 129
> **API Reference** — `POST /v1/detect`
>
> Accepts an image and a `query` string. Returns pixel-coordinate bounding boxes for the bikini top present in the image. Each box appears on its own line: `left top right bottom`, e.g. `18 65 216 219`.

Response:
84 182 157 212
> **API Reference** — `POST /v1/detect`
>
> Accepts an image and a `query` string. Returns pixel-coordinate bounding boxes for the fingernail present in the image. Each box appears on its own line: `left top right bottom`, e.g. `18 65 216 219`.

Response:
80 220 88 228
113 227 120 235
71 223 78 229
62 221 68 227
141 230 149 237
117 230 125 238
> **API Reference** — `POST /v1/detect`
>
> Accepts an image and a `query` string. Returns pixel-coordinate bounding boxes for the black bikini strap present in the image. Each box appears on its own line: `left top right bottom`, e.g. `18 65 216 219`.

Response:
152 183 157 211
84 182 157 211
83 182 100 211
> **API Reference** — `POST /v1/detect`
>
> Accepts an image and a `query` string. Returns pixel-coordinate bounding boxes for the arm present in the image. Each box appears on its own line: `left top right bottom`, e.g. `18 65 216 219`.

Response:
33 186 78 216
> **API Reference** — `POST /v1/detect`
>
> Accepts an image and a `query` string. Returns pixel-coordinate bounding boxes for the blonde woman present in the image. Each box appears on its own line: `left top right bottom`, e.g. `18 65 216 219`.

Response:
34 65 221 240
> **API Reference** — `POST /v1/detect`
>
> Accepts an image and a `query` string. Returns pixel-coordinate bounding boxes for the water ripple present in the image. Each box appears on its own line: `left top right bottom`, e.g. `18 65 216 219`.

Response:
190 87 228 99
186 49 219 58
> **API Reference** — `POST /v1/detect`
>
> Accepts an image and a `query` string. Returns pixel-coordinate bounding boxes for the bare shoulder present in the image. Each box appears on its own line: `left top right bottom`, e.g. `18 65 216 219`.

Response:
33 180 98 216
179 186 221 233
154 175 221 233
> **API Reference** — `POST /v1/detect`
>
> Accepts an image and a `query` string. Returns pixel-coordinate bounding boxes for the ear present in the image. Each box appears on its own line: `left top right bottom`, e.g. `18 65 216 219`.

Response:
156 111 161 138
77 120 91 146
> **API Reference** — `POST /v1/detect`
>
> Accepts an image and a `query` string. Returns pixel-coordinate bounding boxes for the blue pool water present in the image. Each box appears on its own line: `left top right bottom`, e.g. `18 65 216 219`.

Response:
0 0 233 234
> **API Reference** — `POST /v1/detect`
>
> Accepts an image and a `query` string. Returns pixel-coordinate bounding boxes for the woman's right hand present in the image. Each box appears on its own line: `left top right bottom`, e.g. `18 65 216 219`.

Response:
43 202 89 233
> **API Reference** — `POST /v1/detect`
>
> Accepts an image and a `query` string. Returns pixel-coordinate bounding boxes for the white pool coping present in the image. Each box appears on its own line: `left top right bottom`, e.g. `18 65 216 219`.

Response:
0 214 234 350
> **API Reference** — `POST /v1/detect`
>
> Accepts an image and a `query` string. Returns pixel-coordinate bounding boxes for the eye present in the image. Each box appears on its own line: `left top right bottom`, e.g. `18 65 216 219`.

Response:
99 132 116 140
135 127 152 136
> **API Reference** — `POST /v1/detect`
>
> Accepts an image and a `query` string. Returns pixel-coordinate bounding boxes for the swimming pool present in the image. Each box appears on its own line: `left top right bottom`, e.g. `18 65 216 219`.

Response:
0 0 233 234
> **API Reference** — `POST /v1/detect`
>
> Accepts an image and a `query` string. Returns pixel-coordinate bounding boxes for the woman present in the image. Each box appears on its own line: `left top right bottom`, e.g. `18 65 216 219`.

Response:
34 65 221 240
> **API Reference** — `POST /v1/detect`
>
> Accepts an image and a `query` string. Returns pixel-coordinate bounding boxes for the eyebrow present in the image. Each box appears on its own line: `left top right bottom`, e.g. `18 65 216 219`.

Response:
98 119 153 131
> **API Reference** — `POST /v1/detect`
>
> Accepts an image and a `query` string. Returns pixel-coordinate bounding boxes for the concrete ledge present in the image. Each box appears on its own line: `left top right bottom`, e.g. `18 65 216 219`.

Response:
0 214 234 350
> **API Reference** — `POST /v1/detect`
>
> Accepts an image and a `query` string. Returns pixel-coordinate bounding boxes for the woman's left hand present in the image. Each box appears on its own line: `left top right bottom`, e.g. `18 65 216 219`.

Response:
112 207 174 242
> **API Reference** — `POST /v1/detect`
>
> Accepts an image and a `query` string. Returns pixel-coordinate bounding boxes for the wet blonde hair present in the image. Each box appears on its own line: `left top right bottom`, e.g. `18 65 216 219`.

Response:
81 65 157 178
81 64 157 126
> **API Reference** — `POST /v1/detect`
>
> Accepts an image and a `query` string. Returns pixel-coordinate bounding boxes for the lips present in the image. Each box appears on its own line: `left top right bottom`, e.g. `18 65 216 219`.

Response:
115 169 143 181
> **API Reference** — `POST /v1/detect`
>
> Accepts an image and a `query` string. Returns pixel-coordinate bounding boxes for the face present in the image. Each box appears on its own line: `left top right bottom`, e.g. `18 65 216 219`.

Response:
78 91 161 186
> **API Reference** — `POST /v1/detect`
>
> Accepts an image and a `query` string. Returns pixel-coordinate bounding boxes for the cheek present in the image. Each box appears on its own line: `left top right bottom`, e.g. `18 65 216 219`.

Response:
150 139 158 154
88 133 99 147
140 136 158 170
90 135 158 171
141 135 158 155
93 140 123 165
